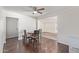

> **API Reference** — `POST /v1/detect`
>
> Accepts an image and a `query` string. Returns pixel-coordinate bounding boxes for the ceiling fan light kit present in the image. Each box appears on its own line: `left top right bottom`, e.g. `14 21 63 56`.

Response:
33 11 37 14
32 6 45 14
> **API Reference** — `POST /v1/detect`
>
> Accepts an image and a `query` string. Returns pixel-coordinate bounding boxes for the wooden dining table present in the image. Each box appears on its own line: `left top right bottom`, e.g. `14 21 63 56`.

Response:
27 32 39 49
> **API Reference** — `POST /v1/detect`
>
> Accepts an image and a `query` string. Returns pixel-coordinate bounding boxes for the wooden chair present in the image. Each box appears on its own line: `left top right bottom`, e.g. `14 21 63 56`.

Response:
22 29 41 52
22 30 27 45
31 30 40 52
22 30 32 45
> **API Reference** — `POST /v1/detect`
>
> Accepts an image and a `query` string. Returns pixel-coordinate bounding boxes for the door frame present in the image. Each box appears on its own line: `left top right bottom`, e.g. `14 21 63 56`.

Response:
6 16 19 39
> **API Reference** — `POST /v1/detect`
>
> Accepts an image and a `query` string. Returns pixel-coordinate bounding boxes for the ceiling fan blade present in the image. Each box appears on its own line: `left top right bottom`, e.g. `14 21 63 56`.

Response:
37 11 42 14
37 8 45 11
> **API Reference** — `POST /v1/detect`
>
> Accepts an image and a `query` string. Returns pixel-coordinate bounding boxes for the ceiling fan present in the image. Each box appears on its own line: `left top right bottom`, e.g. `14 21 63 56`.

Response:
32 7 45 14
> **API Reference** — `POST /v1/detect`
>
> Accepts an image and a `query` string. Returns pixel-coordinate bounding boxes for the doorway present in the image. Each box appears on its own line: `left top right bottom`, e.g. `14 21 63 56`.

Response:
6 17 18 39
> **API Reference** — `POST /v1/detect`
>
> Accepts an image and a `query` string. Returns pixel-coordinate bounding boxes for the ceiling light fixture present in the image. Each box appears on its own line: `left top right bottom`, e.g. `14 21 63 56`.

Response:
33 11 37 14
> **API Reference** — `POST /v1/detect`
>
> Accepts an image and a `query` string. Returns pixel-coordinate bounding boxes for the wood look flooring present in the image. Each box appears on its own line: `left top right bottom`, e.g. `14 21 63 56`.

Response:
42 32 57 40
3 33 69 53
3 37 57 53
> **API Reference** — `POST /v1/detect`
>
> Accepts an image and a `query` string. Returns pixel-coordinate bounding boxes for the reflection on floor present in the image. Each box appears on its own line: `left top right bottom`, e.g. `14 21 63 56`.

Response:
3 33 69 53
42 32 57 40
3 37 57 53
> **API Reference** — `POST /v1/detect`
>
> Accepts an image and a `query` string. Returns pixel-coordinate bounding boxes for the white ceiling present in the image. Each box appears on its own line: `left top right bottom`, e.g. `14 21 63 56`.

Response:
2 6 73 19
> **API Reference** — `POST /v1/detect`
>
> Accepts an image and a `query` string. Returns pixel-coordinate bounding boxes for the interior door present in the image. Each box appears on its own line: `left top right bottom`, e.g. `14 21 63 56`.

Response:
6 17 18 39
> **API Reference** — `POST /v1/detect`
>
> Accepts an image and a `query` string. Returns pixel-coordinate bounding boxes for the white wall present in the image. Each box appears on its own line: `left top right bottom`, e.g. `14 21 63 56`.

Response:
57 7 79 52
0 7 36 52
38 16 57 33
3 10 36 40
39 7 79 52
1 6 79 53
0 7 6 52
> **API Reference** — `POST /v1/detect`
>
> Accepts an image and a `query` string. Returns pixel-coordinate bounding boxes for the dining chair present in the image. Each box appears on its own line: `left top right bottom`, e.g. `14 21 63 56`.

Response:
22 30 32 45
